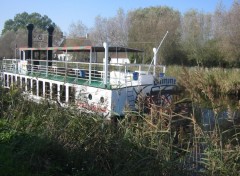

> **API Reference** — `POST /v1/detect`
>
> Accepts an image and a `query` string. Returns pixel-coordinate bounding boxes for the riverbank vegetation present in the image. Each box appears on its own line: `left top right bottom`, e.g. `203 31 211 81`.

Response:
167 66 240 101
0 1 240 174
0 66 240 175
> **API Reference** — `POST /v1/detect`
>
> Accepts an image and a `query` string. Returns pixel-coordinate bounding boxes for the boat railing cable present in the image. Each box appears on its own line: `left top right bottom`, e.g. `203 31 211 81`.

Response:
147 31 168 74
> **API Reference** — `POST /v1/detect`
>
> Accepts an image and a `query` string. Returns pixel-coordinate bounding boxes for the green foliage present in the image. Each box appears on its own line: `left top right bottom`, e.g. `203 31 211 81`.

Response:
201 40 225 67
125 2 240 67
168 66 240 101
128 6 181 64
2 12 56 35
0 12 62 58
0 86 189 175
0 79 240 175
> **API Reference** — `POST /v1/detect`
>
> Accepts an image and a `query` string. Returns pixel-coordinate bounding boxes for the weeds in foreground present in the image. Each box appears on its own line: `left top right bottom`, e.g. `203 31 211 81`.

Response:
170 67 240 175
0 77 240 175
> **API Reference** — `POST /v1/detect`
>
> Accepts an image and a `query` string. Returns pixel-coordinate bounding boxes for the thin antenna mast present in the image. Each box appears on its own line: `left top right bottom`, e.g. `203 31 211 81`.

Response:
148 31 168 74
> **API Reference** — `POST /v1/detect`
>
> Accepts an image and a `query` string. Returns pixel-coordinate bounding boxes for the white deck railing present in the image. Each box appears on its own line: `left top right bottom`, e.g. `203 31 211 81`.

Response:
2 59 168 88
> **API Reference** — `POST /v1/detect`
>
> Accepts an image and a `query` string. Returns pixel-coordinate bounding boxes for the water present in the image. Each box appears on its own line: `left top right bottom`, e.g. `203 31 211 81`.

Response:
196 104 240 132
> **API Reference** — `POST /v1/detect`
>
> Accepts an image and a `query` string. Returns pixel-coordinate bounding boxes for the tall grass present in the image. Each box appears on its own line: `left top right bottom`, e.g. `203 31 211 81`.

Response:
0 86 196 175
0 86 191 175
167 66 240 175
167 66 240 99
0 66 240 175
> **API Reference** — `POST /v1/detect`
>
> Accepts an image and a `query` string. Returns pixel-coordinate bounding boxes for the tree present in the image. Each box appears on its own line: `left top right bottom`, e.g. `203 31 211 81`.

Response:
89 16 108 46
227 1 240 65
180 10 217 66
214 1 240 66
2 12 56 35
106 9 129 46
0 12 61 58
127 6 181 64
89 9 128 46
0 31 17 58
68 20 88 38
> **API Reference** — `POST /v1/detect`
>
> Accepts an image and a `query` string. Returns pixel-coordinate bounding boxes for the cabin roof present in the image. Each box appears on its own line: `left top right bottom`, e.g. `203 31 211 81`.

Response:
60 38 92 47
93 46 143 53
19 46 92 51
19 46 143 53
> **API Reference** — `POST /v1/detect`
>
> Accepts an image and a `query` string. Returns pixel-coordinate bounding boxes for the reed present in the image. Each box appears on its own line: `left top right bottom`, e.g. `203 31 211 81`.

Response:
0 68 240 176
167 66 240 99
166 66 240 175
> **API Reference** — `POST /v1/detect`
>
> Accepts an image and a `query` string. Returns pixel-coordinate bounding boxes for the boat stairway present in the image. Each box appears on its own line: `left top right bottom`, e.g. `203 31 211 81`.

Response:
125 75 135 109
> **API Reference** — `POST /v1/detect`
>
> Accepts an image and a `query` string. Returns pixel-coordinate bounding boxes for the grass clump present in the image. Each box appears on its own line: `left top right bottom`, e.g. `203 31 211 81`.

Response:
0 71 240 176
167 66 240 100
0 85 197 175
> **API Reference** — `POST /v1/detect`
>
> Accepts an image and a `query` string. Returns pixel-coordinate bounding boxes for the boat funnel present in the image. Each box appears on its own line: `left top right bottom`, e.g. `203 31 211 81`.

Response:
26 23 34 59
47 25 54 47
47 25 54 65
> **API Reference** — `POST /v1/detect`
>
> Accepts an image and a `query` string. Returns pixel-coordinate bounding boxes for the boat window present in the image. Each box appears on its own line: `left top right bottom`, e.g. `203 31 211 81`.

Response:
17 77 20 87
4 75 7 87
27 78 31 91
60 85 66 103
100 97 104 103
69 86 76 103
52 83 58 100
39 81 43 97
88 94 92 100
22 77 25 90
45 82 50 98
32 80 37 95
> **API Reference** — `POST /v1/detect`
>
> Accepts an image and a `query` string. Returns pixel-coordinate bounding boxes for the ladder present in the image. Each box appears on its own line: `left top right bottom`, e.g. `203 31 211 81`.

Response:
0 62 3 84
125 75 135 110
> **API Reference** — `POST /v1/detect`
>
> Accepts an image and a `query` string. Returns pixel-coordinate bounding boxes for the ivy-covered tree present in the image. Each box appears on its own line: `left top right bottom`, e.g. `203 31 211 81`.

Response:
2 12 56 35
0 12 61 58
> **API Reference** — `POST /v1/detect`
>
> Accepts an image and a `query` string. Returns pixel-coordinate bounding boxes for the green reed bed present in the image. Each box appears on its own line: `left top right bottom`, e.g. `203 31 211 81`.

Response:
1 75 240 175
0 87 190 175
167 66 240 98
166 66 240 175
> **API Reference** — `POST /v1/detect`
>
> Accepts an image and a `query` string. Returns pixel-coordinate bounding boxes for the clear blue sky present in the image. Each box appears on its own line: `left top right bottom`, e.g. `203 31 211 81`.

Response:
0 0 235 34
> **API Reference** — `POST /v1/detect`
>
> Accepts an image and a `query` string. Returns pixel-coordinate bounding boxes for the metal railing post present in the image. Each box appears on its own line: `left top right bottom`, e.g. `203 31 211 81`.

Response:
103 42 108 87
89 47 92 84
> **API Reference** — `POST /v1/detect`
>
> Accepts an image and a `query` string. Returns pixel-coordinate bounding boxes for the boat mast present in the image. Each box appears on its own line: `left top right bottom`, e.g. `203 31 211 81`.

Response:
148 31 168 75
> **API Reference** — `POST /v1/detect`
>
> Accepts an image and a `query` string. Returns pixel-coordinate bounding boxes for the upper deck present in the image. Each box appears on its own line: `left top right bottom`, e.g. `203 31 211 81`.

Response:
1 45 175 89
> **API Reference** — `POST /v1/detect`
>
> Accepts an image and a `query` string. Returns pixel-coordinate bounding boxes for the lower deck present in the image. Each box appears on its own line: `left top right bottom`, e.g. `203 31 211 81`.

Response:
3 72 77 104
2 71 178 117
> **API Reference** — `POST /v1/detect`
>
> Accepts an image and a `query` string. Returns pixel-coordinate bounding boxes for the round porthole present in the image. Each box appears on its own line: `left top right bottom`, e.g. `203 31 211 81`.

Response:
100 97 104 103
88 94 92 100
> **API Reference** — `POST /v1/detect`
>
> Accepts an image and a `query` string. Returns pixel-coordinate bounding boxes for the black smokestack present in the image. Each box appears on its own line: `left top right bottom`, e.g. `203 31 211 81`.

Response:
47 25 54 47
47 25 54 65
26 23 34 59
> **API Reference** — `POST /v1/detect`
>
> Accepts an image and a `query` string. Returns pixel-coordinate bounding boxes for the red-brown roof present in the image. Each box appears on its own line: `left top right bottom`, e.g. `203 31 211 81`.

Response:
60 38 92 47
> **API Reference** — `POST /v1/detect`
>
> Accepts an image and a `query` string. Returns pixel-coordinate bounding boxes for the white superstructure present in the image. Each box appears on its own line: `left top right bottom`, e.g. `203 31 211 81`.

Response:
1 42 176 118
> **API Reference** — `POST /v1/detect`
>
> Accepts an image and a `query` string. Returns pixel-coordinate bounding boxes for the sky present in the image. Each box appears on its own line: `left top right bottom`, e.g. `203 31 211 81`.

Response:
0 0 235 34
